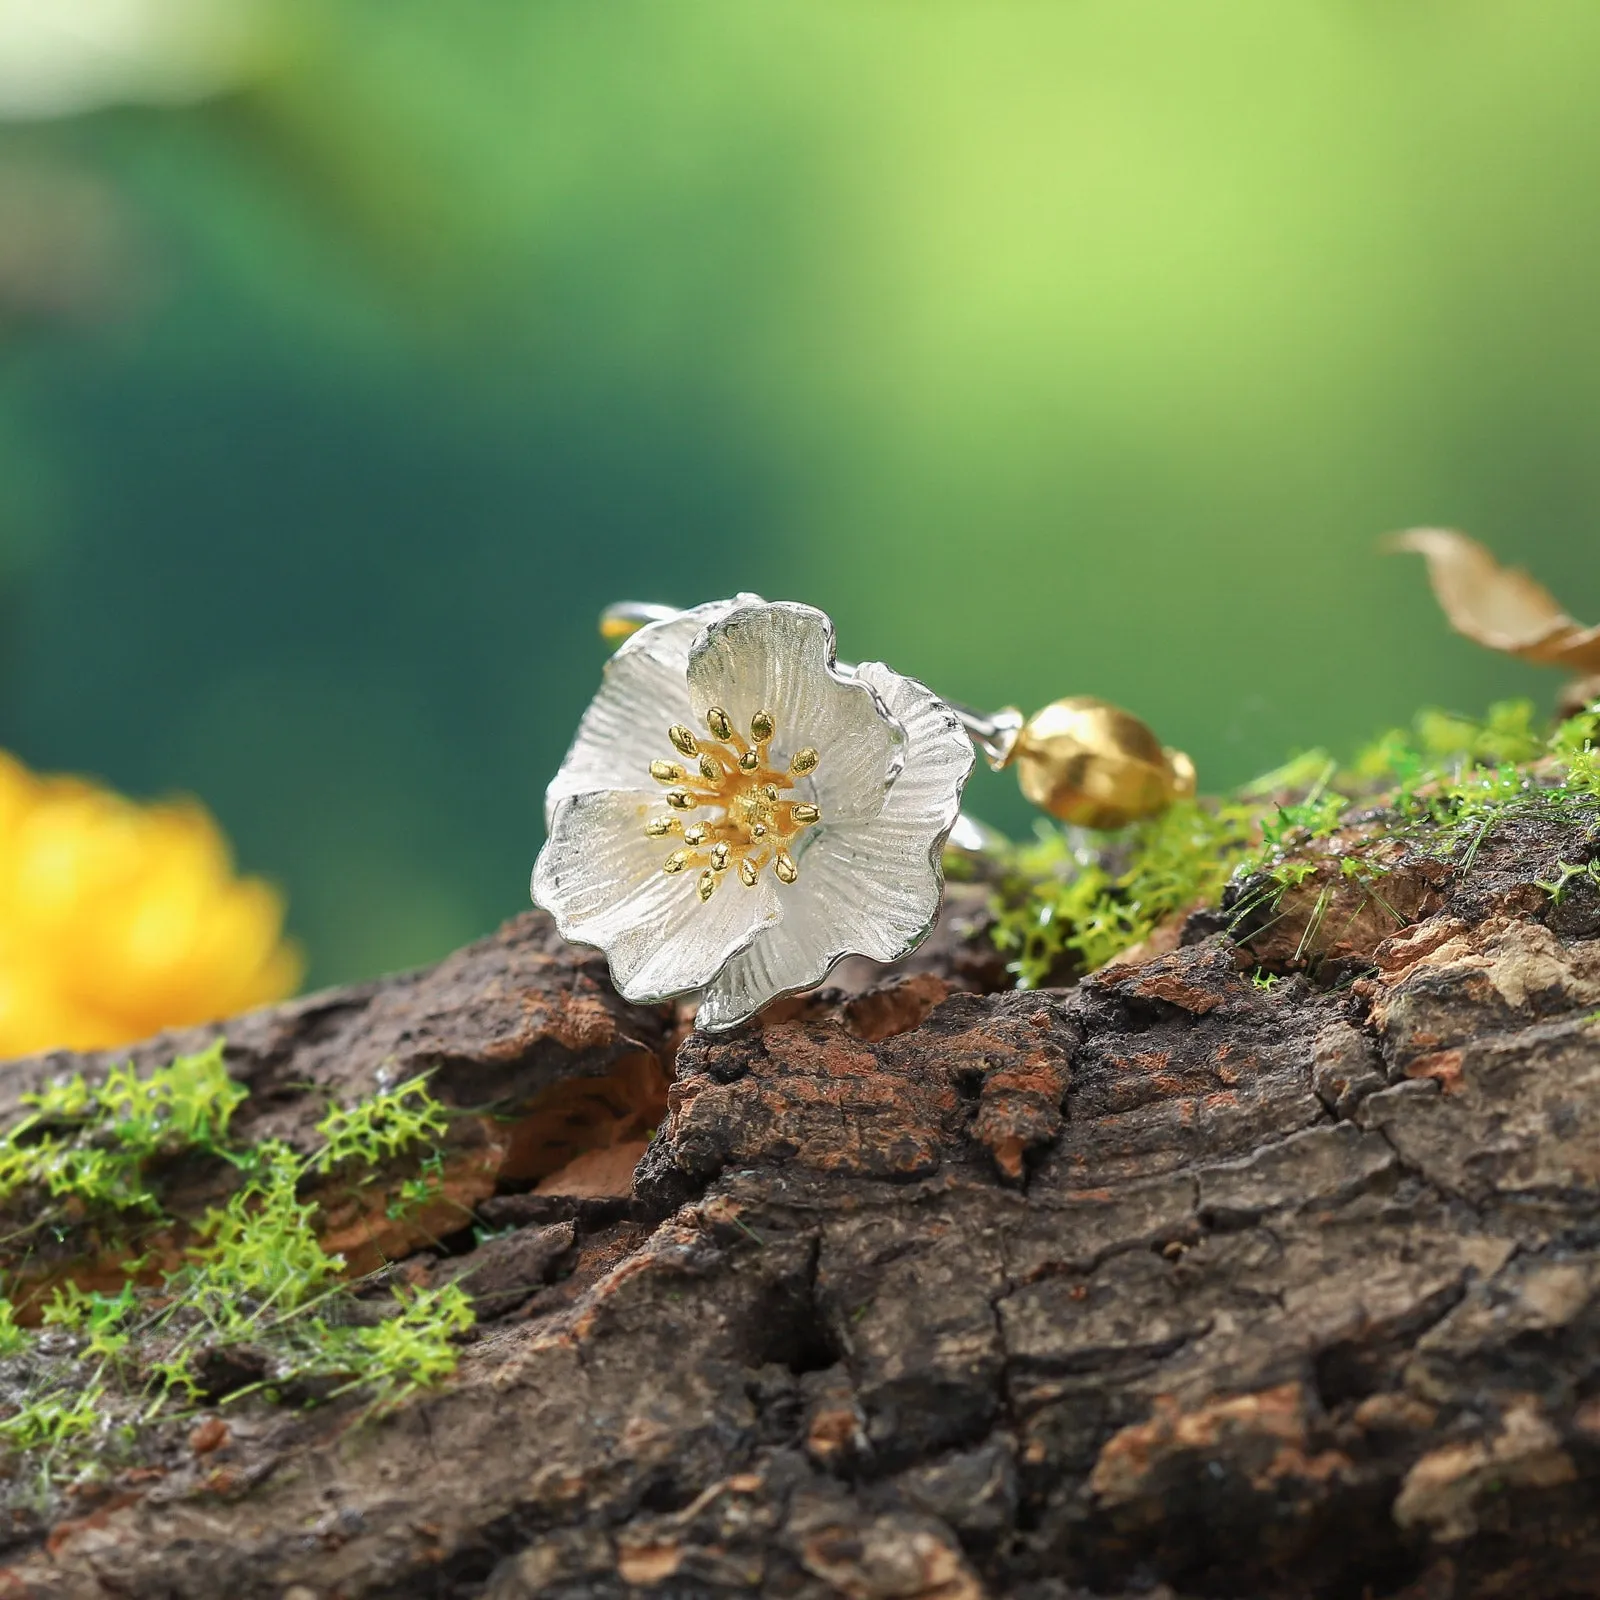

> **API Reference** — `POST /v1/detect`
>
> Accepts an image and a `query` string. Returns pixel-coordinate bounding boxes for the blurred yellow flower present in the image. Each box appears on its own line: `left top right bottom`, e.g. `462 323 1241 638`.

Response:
0 751 301 1059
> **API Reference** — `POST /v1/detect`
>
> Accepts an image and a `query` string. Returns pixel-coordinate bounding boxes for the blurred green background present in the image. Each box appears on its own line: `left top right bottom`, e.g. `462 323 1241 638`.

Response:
2 1 1597 990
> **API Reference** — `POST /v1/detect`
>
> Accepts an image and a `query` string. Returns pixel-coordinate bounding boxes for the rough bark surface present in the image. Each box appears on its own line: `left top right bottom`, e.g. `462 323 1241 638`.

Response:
3 817 1600 1600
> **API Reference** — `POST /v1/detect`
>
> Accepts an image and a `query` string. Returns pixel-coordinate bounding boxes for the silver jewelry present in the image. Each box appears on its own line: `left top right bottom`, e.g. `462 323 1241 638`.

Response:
534 596 1195 1031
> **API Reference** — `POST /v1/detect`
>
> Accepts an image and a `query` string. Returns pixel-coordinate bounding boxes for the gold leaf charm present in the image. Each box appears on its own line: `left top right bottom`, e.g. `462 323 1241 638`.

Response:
1007 698 1195 831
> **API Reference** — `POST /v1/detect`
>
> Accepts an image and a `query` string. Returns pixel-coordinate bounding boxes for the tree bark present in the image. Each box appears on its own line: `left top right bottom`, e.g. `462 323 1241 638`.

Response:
3 806 1600 1600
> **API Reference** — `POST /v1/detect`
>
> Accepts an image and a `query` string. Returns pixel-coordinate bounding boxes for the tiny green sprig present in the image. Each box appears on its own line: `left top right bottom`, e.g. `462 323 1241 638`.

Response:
0 1299 28 1359
314 1074 450 1175
351 1283 475 1400
1537 859 1600 903
386 1150 447 1221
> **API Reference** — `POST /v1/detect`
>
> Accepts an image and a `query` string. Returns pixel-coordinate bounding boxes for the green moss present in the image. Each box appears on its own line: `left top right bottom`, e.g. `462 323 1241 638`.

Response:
1536 858 1600 902
991 799 1257 987
0 1048 471 1498
0 1386 105 1458
342 1282 475 1398
1349 698 1547 781
990 698 1600 984
0 1040 246 1214
0 1300 26 1360
386 1150 447 1222
313 1073 449 1175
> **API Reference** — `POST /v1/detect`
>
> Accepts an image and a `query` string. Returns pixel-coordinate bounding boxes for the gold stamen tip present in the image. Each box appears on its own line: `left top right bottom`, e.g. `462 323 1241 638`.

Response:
698 869 717 902
650 759 685 784
751 709 775 743
738 858 759 887
707 706 733 741
710 842 730 871
663 850 692 875
738 749 759 772
645 816 677 837
665 789 697 811
668 724 699 757
791 802 820 825
763 784 779 802
774 851 798 885
790 747 820 775
600 613 642 643
698 754 723 785
683 823 708 846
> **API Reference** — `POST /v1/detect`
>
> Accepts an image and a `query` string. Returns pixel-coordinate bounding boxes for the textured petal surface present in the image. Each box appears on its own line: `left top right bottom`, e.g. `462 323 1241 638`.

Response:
686 601 904 825
696 662 973 1029
545 597 754 819
693 907 835 1031
533 787 779 1003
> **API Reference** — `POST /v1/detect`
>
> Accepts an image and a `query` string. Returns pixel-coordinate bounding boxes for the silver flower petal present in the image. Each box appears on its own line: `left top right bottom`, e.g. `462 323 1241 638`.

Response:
544 596 752 820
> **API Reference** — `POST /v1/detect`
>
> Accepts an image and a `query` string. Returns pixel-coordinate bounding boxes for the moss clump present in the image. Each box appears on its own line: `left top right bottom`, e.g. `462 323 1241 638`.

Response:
990 698 1600 987
991 800 1257 987
0 1041 247 1214
0 1046 472 1502
1339 700 1599 870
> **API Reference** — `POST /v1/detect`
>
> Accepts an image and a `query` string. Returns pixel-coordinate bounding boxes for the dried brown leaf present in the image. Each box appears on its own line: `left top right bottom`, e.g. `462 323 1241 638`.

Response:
1389 528 1600 672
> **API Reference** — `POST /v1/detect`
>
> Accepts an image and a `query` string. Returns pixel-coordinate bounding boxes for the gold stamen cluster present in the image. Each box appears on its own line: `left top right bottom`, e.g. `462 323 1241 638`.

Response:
645 706 820 902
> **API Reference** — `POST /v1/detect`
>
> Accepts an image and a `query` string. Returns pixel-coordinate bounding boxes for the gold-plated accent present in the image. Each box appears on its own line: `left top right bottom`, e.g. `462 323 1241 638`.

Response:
599 602 678 644
645 704 825 909
600 613 643 642
1165 748 1198 802
1007 698 1196 831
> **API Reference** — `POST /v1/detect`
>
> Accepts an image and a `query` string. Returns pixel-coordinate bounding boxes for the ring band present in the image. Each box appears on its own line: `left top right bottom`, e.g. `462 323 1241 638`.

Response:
534 596 1193 1029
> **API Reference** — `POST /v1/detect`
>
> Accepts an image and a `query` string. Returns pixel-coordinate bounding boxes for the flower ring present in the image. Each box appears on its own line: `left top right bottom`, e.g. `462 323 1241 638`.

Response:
532 597 974 1030
532 595 1196 1030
